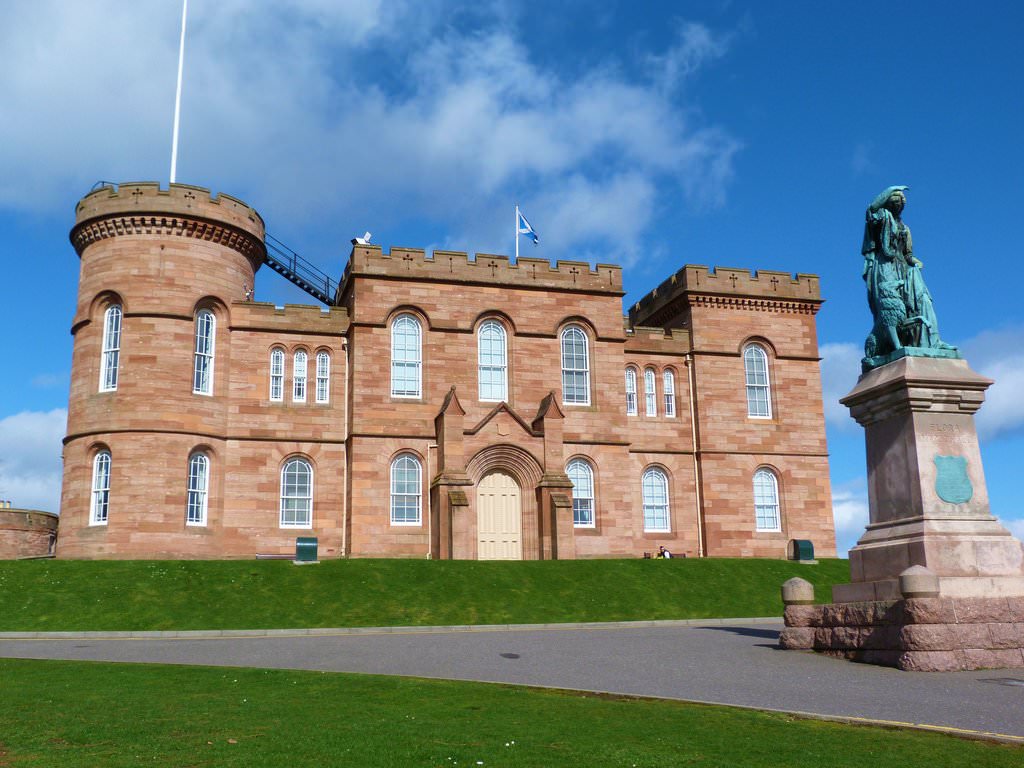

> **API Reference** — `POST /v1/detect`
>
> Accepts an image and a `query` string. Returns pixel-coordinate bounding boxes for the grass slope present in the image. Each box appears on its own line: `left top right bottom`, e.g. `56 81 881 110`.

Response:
2 659 1021 767
0 558 848 631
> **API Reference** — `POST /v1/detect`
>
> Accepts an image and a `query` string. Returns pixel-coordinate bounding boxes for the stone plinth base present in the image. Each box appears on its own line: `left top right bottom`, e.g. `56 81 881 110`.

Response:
780 596 1024 671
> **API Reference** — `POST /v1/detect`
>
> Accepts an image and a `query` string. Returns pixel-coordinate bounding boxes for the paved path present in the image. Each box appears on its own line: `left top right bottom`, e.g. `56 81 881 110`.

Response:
4 621 1024 741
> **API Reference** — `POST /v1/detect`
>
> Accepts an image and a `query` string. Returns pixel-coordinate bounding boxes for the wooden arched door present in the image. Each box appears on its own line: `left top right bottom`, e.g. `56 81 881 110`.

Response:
476 471 522 560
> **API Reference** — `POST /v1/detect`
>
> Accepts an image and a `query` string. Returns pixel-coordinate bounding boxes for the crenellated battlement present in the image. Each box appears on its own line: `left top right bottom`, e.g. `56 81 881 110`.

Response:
629 264 822 327
231 300 349 335
339 244 623 297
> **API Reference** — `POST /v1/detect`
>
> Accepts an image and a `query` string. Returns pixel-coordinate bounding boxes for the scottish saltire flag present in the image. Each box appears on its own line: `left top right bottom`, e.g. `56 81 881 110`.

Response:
517 208 539 245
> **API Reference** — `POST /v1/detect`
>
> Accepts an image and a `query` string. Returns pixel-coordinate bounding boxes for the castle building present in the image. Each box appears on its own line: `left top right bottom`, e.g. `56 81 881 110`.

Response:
58 183 836 559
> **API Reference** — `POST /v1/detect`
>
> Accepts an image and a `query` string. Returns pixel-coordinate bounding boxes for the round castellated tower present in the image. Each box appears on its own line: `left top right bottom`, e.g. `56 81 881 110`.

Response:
60 182 265 558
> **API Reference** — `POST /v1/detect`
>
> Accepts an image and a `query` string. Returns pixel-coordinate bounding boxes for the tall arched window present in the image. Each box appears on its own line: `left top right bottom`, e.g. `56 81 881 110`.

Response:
193 310 215 395
642 467 670 532
293 350 308 403
391 314 422 398
625 368 638 415
754 468 781 531
560 325 590 405
316 351 331 403
269 348 285 402
566 458 595 528
90 450 111 526
743 343 772 418
99 305 121 392
186 452 209 526
644 367 657 417
478 320 508 402
390 453 422 525
280 458 313 528
663 369 676 418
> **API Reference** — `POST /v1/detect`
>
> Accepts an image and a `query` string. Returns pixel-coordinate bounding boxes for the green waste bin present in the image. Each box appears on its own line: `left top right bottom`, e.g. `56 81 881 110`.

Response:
789 539 814 562
295 537 318 563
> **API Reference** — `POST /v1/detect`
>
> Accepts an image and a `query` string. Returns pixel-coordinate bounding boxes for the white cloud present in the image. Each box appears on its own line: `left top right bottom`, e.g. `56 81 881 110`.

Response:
959 326 1024 440
0 4 739 265
818 342 862 430
0 409 66 513
831 479 868 557
1001 517 1024 541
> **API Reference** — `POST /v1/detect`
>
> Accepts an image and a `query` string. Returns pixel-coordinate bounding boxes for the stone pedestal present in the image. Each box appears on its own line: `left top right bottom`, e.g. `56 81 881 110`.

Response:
782 356 1024 670
836 356 1024 602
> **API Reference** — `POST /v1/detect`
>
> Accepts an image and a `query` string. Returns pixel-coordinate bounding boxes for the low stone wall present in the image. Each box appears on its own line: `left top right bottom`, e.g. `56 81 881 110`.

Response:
780 596 1024 671
0 508 58 559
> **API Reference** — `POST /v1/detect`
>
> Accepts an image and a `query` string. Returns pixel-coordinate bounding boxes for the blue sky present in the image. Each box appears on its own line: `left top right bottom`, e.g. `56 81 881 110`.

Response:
1 1 1022 554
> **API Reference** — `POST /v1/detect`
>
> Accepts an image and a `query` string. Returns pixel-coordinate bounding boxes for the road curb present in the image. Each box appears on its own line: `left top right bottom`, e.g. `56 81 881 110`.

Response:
0 616 782 640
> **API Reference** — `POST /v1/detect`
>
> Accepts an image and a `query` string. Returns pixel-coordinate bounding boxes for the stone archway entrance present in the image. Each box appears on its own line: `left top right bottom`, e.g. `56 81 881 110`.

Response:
476 470 522 560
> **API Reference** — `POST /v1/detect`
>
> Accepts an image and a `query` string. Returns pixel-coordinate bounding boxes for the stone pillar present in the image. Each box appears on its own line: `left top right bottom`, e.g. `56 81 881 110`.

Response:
835 356 1024 602
532 392 575 560
431 388 472 560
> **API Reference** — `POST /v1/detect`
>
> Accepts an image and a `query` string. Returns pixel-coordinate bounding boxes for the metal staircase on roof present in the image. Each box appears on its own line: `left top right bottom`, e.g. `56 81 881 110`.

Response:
263 233 339 306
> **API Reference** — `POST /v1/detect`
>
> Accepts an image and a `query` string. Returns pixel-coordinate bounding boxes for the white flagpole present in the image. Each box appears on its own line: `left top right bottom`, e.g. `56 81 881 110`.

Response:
515 204 519 262
169 0 189 184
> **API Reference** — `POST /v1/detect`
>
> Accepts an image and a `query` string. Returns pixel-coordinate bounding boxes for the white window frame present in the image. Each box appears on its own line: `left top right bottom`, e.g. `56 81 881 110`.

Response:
754 468 782 532
391 314 422 398
269 348 284 402
192 310 215 396
89 450 111 526
625 367 638 415
280 458 313 529
389 453 423 526
744 343 772 418
644 367 657 417
315 351 330 403
642 467 670 532
293 350 308 403
99 304 121 392
478 320 508 402
663 369 676 418
186 452 209 527
560 325 590 406
567 458 595 528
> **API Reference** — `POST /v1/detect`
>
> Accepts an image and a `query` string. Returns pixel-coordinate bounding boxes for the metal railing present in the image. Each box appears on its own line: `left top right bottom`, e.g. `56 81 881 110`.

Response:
263 233 339 306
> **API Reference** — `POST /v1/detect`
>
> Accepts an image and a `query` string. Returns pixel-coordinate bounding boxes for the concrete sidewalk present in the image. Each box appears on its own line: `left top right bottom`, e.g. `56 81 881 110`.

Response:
3 621 1024 742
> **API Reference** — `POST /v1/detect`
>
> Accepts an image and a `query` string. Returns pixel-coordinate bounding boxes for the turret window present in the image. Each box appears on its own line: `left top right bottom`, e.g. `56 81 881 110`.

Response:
754 468 781 532
193 310 215 396
391 314 422 398
186 453 209 527
390 453 422 525
99 305 121 392
744 344 772 418
90 450 111 526
280 458 313 528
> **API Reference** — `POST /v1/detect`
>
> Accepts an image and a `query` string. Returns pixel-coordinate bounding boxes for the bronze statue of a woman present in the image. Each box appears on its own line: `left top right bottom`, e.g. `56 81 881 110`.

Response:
861 186 956 369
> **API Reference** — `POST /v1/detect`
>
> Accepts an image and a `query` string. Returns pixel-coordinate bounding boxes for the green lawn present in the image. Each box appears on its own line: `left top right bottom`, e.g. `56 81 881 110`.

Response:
0 557 848 631
1 659 1020 767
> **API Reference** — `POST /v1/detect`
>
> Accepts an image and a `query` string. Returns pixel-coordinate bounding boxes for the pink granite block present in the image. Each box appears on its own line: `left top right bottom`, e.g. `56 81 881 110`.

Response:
898 650 964 672
899 624 956 652
779 627 815 650
903 597 956 625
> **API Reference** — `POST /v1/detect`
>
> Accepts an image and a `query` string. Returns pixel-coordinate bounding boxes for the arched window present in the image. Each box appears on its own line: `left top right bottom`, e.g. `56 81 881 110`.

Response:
566 458 595 528
390 453 422 525
99 305 121 392
663 369 676 418
641 467 670 532
90 450 111 526
186 452 209 526
391 314 422 398
560 325 590 405
315 351 331 403
269 348 284 402
625 368 638 415
754 468 781 531
193 310 215 395
280 458 313 528
478 320 508 402
644 367 657 417
293 350 308 403
743 344 772 418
